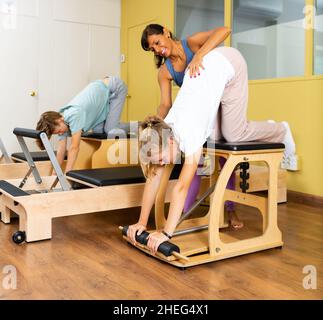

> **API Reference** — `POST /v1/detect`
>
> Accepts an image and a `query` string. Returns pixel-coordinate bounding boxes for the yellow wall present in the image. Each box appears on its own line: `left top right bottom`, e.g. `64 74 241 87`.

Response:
120 0 174 121
121 0 173 29
173 79 323 197
121 0 323 197
249 77 323 197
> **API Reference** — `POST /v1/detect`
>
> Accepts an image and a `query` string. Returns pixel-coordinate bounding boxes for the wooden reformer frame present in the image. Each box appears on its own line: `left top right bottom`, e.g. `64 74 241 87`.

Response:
0 132 132 183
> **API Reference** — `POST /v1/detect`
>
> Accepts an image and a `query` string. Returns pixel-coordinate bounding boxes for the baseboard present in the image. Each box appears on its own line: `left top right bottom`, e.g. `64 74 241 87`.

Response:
287 190 323 208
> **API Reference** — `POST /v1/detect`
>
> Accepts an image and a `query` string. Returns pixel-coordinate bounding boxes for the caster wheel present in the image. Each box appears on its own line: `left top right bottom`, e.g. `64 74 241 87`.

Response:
12 231 26 244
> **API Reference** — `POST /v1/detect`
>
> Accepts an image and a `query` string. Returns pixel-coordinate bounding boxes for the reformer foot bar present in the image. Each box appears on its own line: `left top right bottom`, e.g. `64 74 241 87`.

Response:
119 226 189 262
121 140 285 268
0 128 196 244
0 136 66 180
0 138 11 163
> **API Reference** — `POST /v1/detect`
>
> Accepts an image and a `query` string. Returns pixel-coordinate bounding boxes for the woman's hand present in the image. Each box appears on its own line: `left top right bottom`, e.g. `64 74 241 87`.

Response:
127 222 147 245
187 53 205 78
147 231 169 255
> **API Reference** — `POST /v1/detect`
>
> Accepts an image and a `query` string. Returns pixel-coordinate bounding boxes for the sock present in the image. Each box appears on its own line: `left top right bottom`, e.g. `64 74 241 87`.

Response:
282 121 296 158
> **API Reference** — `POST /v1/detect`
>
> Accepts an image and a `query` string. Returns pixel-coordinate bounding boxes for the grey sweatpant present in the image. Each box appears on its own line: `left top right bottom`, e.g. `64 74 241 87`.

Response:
93 76 130 136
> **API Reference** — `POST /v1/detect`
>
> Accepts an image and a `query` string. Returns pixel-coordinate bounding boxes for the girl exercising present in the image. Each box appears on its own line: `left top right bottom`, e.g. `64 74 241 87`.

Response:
36 76 129 173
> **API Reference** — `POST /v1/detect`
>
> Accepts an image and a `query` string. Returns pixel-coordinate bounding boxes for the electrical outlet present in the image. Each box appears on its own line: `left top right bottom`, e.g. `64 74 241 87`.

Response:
283 154 300 171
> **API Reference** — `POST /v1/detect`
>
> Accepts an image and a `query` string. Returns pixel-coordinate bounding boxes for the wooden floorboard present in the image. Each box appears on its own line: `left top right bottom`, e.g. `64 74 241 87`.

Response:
0 201 322 300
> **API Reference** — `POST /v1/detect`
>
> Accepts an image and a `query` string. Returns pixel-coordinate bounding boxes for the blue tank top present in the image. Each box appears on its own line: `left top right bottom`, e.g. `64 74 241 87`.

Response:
165 39 194 87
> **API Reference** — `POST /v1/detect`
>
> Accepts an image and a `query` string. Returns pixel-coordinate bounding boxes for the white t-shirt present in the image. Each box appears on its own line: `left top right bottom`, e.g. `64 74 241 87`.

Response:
164 48 235 156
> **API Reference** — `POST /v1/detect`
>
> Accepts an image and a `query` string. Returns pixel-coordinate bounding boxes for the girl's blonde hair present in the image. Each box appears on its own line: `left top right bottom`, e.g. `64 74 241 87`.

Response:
139 115 174 179
36 111 62 149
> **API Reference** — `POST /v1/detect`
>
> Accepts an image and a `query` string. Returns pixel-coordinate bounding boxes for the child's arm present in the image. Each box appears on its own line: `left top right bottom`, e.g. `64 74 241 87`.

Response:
127 165 165 244
147 149 202 255
64 130 82 173
54 138 67 175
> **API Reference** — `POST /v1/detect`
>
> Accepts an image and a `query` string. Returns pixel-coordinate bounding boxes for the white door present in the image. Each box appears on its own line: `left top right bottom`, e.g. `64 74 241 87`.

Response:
0 0 40 154
0 0 121 154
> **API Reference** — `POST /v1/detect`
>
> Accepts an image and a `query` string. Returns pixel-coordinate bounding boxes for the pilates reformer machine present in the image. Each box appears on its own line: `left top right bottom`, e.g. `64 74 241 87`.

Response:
0 136 63 180
120 140 285 268
0 128 192 244
1 128 285 269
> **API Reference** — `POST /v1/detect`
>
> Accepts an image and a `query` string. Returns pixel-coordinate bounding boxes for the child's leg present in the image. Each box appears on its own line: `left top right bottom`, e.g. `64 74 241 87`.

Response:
92 121 104 133
103 76 130 136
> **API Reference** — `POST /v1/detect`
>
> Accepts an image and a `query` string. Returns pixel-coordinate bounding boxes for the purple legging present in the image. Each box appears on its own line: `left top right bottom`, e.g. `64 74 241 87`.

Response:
219 157 235 211
183 157 235 213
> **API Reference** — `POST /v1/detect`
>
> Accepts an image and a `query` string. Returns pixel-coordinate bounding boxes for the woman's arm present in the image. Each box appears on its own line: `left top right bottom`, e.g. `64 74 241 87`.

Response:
187 26 231 77
127 165 165 244
64 130 82 173
157 65 173 119
139 166 165 226
147 149 202 255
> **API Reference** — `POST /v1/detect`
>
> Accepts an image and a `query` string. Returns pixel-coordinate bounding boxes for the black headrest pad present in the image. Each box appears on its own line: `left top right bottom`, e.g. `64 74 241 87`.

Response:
0 180 30 197
11 151 51 162
13 128 43 139
11 151 67 162
204 140 285 151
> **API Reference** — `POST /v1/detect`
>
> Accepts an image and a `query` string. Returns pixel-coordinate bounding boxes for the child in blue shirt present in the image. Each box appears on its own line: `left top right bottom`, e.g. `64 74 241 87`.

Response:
36 76 129 172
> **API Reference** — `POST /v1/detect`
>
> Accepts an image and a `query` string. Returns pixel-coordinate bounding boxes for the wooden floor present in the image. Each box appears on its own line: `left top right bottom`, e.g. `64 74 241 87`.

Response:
0 200 322 300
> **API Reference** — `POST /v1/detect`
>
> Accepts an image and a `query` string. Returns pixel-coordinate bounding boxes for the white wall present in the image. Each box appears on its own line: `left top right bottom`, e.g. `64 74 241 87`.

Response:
176 0 224 39
232 18 305 79
40 0 121 113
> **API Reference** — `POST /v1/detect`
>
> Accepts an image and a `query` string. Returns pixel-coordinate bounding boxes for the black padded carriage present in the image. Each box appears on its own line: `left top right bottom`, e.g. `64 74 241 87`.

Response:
67 164 183 187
